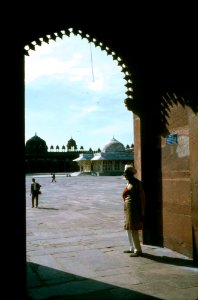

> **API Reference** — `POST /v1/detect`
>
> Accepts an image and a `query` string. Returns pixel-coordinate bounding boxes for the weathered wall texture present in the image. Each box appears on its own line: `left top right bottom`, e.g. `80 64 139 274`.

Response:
189 110 198 263
161 103 197 258
133 113 142 180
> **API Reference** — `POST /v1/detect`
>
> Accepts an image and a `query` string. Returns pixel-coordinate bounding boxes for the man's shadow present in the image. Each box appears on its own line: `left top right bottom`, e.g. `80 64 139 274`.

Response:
37 207 59 210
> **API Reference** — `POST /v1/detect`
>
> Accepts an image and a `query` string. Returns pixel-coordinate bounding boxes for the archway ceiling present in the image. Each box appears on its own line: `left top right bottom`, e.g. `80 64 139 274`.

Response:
20 9 197 110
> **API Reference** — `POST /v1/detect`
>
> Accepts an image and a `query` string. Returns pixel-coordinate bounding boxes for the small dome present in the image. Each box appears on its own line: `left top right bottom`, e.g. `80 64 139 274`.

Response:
102 137 125 152
26 133 48 154
67 137 77 150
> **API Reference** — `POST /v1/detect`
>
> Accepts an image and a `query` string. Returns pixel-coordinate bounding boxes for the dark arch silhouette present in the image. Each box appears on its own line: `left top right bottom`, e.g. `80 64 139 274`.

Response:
3 6 197 299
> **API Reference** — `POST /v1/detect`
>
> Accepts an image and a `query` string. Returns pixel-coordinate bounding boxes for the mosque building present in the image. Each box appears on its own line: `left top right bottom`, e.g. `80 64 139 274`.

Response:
25 134 79 173
73 137 134 175
25 134 133 175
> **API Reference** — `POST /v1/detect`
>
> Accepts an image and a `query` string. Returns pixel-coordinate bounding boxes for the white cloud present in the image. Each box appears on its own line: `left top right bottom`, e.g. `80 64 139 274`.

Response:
87 78 104 91
68 105 101 121
25 54 84 83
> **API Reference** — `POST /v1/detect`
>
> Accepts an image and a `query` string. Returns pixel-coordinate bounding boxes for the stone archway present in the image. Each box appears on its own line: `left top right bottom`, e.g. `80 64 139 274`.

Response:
21 21 198 259
3 10 198 299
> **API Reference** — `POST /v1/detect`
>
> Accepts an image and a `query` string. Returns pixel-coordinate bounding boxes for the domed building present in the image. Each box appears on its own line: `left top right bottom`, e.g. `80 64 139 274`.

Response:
26 133 48 154
73 137 134 175
25 134 79 173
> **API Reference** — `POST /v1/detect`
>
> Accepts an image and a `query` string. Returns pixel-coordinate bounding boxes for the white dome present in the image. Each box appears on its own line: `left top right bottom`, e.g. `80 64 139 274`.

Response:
102 137 125 152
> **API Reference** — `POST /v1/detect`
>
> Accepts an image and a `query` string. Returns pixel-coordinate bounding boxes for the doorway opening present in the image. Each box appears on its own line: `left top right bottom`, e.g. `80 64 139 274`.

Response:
25 28 135 174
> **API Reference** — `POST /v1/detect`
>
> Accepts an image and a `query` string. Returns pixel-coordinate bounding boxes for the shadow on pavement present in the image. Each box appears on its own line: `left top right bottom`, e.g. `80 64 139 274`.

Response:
27 262 162 300
142 253 195 268
36 207 59 210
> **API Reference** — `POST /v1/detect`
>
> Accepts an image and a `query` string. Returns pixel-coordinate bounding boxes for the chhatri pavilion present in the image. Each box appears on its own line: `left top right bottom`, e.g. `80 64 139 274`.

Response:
73 137 134 175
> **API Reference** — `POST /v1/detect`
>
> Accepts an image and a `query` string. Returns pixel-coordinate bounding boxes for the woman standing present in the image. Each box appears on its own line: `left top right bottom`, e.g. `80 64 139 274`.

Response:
122 165 146 257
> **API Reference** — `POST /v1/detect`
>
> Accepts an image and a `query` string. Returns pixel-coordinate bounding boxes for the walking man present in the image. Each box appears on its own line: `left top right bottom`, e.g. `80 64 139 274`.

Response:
30 178 41 208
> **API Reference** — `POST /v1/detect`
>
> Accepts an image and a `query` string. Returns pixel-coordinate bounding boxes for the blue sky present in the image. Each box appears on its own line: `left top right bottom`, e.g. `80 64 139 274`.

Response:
25 33 134 150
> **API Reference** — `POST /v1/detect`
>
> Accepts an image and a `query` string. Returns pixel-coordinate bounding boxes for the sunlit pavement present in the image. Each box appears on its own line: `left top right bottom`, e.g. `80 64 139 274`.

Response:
26 174 198 300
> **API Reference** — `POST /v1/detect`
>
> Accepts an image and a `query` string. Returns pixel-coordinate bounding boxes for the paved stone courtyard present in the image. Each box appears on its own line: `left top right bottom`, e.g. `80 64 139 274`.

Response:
26 174 198 300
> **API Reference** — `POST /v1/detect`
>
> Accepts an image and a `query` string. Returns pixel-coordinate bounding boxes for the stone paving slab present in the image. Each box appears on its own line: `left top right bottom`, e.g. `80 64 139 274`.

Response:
26 174 198 300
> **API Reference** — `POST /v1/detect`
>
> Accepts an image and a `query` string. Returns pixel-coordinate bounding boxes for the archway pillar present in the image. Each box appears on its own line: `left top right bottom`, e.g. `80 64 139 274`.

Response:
133 113 142 180
134 103 163 247
3 43 26 298
189 110 198 265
